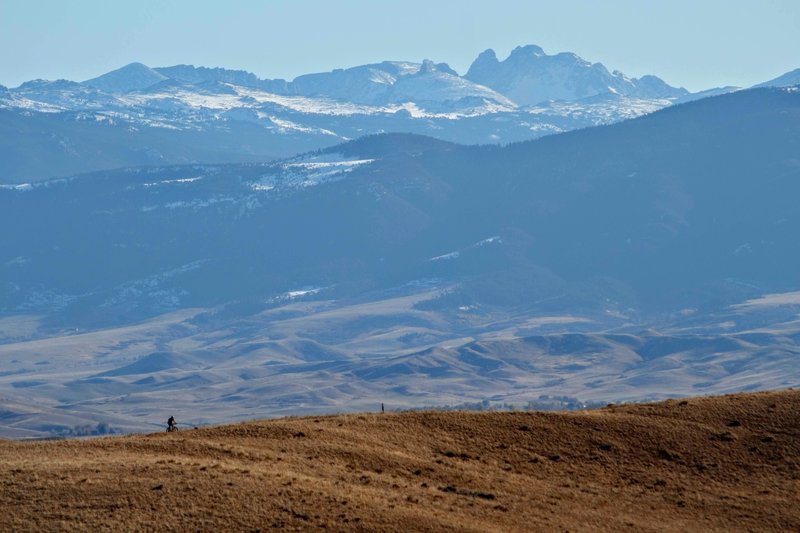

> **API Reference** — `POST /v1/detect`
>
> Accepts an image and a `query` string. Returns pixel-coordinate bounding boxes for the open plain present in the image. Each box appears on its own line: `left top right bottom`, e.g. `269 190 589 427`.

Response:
1 389 798 531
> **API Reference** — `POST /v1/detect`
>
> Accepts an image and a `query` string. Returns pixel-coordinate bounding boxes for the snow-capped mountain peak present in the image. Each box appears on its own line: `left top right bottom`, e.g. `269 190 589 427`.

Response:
465 45 687 105
84 62 168 93
287 59 510 109
508 44 546 59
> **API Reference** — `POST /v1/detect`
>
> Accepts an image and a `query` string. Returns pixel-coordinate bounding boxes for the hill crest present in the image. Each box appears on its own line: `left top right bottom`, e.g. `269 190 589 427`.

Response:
1 390 798 531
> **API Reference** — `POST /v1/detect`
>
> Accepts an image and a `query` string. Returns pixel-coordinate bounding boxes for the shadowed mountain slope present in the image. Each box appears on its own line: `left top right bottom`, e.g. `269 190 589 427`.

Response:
754 68 800 89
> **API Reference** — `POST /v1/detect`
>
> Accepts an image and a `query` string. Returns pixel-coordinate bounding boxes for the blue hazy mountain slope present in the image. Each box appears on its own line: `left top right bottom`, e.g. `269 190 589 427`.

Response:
2 87 799 329
754 68 800 88
0 107 339 183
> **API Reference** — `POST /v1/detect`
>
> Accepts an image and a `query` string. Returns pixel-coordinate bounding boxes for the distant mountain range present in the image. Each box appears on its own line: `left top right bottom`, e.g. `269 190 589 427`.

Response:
3 44 795 184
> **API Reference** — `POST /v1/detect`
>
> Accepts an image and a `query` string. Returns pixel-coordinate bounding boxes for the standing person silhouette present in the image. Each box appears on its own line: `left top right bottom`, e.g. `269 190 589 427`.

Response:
167 415 177 432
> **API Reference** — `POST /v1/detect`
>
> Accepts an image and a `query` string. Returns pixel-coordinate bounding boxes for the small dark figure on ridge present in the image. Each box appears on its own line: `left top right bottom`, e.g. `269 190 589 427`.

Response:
167 416 177 432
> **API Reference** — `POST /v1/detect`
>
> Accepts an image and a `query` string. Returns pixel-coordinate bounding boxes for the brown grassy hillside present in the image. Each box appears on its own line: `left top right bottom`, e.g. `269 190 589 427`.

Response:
1 390 798 532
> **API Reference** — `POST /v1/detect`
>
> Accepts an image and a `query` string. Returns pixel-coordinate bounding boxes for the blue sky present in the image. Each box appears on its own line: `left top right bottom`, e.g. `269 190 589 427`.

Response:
1 0 798 91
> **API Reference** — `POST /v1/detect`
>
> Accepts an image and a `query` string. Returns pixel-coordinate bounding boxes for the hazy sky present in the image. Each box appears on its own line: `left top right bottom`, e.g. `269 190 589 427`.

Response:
1 0 798 91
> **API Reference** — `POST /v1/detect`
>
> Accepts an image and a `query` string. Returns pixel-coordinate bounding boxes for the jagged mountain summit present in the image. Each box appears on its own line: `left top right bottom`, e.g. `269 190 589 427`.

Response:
466 45 687 105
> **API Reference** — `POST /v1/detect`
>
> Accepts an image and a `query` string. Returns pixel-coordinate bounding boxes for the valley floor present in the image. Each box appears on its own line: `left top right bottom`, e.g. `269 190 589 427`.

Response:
1 390 798 531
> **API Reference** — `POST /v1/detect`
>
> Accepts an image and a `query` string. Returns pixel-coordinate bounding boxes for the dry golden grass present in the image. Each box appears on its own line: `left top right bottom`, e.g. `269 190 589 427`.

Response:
1 390 798 532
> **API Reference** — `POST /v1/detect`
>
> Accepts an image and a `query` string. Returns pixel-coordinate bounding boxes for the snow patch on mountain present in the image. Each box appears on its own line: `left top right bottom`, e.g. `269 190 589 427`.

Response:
231 86 385 116
431 251 460 261
527 95 673 123
143 176 203 188
0 183 34 191
248 153 374 192
430 235 502 261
